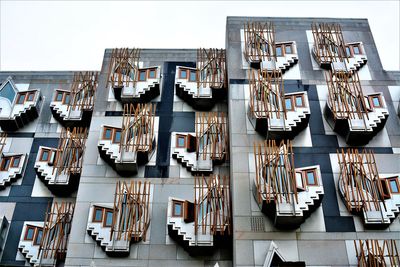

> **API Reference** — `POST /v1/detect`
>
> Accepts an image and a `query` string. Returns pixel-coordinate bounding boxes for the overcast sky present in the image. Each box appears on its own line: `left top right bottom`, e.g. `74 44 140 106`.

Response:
0 1 399 71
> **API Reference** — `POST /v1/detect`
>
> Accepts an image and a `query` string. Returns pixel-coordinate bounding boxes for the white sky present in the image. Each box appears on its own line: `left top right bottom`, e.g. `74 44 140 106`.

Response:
0 0 399 71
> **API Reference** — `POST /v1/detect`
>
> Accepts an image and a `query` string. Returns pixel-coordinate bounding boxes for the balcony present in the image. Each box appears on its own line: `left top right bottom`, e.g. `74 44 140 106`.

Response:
107 48 161 104
175 48 227 110
0 77 43 131
253 140 324 228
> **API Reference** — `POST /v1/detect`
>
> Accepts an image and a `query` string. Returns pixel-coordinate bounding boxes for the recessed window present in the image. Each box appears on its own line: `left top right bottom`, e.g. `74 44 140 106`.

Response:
179 69 187 79
295 95 304 107
34 228 43 245
24 226 35 240
285 98 293 110
40 150 50 162
148 69 156 79
176 135 186 148
285 44 292 54
139 70 147 81
0 157 11 171
389 178 399 193
93 207 103 222
113 130 122 143
306 170 317 185
172 201 183 217
27 92 35 101
11 156 21 168
189 70 197 82
371 96 382 108
275 46 283 57
104 210 113 227
16 93 26 104
63 93 70 104
55 92 64 102
352 45 360 55
103 128 113 140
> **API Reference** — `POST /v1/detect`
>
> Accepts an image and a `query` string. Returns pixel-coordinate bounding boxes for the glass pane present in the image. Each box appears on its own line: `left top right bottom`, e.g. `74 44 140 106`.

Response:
12 157 20 167
26 228 34 239
95 209 103 221
353 46 360 54
285 45 292 54
104 129 112 139
295 96 303 106
0 81 16 103
148 69 156 78
105 211 113 226
1 158 10 170
174 202 182 216
346 47 351 57
114 130 121 143
307 171 316 185
390 180 399 193
56 92 63 101
64 94 70 104
285 98 292 110
41 151 49 161
35 229 43 244
276 46 283 56
27 93 35 101
177 136 185 147
372 97 380 107
189 71 196 81
180 69 187 78
139 71 146 81
17 94 25 104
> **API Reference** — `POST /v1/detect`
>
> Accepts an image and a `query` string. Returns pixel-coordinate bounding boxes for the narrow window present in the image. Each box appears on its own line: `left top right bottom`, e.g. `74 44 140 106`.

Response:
371 96 382 108
40 150 50 161
176 135 186 148
63 93 70 104
285 97 293 110
189 70 197 82
172 201 183 217
103 128 113 140
345 46 351 57
389 179 399 193
285 44 292 54
24 226 35 240
113 130 122 143
306 170 317 185
93 207 103 222
295 95 304 107
139 70 147 81
104 210 113 227
0 157 11 171
148 69 156 79
16 93 26 104
55 92 63 102
27 92 35 101
34 228 43 245
11 156 21 168
275 46 283 56
179 69 187 79
352 45 360 55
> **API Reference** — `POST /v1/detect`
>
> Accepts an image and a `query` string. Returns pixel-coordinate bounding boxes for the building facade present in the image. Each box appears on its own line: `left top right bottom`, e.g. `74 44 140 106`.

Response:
0 16 399 267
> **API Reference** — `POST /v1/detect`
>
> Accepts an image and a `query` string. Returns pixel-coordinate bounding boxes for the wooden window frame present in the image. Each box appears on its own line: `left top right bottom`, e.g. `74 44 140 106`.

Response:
92 206 104 223
112 129 122 144
148 68 157 79
62 93 70 104
103 208 113 227
284 96 294 111
388 178 400 194
55 91 64 102
179 69 188 79
351 44 362 55
24 225 36 241
369 95 383 108
294 95 305 107
16 93 27 105
138 70 147 81
27 92 35 102
33 228 43 245
304 169 318 186
275 45 283 57
172 200 184 217
284 44 293 55
102 127 113 140
176 134 186 148
0 157 11 171
39 149 52 162
10 156 21 168
189 70 197 82
296 171 306 191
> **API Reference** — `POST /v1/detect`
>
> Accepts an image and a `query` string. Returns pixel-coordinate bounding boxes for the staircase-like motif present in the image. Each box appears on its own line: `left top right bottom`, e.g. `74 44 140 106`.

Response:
113 78 160 104
18 223 43 267
171 148 213 174
259 50 298 73
0 154 27 190
50 101 92 127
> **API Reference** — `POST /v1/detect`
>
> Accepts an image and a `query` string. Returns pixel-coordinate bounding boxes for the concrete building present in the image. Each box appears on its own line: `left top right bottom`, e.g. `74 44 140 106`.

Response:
0 16 400 267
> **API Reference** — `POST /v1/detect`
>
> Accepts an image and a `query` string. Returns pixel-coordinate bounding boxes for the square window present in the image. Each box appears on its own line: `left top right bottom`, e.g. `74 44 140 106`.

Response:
285 98 293 110
176 135 186 148
285 44 292 54
34 228 43 245
11 156 20 168
389 179 399 193
353 46 360 55
55 92 63 102
189 70 197 82
306 171 317 185
27 92 35 101
295 96 304 107
40 150 50 161
0 157 11 171
139 70 147 81
372 96 381 107
103 128 112 140
275 46 283 57
16 94 26 104
172 201 183 217
93 207 103 222
25 226 35 240
113 130 122 143
179 69 187 79
148 69 156 79
104 210 113 227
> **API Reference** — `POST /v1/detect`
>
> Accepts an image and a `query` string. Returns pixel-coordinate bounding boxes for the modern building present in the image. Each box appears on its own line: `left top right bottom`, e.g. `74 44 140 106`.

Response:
0 16 399 267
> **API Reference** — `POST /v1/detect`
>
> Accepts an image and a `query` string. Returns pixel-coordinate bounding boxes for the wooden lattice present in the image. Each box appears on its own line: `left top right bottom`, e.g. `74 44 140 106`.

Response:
244 21 276 62
254 140 298 205
354 239 400 267
107 48 140 88
67 71 98 112
337 149 385 213
194 174 231 236
0 132 7 155
195 112 229 161
111 181 151 242
196 48 227 90
38 202 75 263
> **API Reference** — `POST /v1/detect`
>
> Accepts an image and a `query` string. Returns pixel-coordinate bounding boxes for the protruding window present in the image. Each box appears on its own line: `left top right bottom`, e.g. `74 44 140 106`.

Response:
275 46 283 57
179 69 187 79
295 95 304 107
285 44 292 54
11 156 20 168
27 92 35 102
189 70 197 82
285 97 293 110
34 228 43 245
306 170 317 185
24 226 35 240
176 135 186 148
172 200 183 217
139 70 147 81
389 178 400 194
104 209 113 227
40 149 51 162
55 92 64 102
0 157 11 171
370 95 382 108
16 93 26 104
93 207 104 222
148 69 156 79
103 127 113 140
113 129 122 143
352 45 360 55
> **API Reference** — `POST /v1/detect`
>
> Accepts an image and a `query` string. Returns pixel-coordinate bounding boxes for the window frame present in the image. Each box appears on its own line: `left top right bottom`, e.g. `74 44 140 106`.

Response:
10 156 21 168
0 157 11 171
351 44 361 55
33 227 43 245
16 93 27 105
138 70 147 81
369 95 383 108
172 200 184 217
55 91 64 102
388 178 400 194
275 45 283 57
294 95 305 107
27 92 35 102
176 134 186 148
112 129 122 144
189 70 197 82
284 97 294 111
62 93 70 104
103 208 114 227
148 68 157 79
24 225 36 241
92 206 104 223
284 44 292 54
102 127 114 140
179 68 188 79
39 149 51 162
305 169 318 186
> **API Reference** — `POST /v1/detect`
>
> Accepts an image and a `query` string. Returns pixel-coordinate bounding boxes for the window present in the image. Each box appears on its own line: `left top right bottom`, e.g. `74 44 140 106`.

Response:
0 157 11 171
40 149 50 162
172 200 183 217
103 127 113 140
0 81 17 103
24 226 35 240
27 92 35 101
285 97 293 110
295 95 304 107
113 130 122 143
148 69 156 79
104 210 113 227
92 207 103 222
139 70 147 81
179 69 187 79
34 228 43 245
371 96 382 108
346 46 351 57
11 156 21 168
275 46 283 57
305 170 317 185
389 178 399 194
16 93 26 104
63 93 70 104
352 45 360 55
189 70 197 82
55 92 64 102
285 44 292 54
176 135 186 148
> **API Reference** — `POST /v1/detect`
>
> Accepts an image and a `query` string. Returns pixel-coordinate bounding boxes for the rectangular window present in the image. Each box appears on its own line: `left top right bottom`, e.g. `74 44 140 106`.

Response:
11 156 21 168
113 130 122 143
63 93 70 104
176 135 186 148
346 46 351 57
27 92 35 101
295 95 304 107
103 127 113 140
34 228 43 245
24 226 35 240
389 178 399 193
275 46 283 57
55 92 64 102
40 149 50 162
93 207 103 222
285 44 292 54
139 70 147 81
371 96 382 108
16 94 26 104
189 70 197 82
148 69 156 79
172 201 183 217
0 157 11 171
179 69 187 79
352 45 360 55
285 97 293 110
305 170 317 185
104 210 113 227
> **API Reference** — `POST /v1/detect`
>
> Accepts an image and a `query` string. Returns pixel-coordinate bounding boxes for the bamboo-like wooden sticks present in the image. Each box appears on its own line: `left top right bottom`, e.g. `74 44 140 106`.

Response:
311 22 348 64
120 103 155 154
195 112 229 162
354 239 400 267
249 69 287 120
196 48 227 91
110 181 150 242
194 174 231 236
337 149 385 213
0 132 7 155
67 71 98 112
326 69 369 122
52 127 87 177
254 140 298 205
38 202 75 263
244 21 276 62
107 48 141 89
